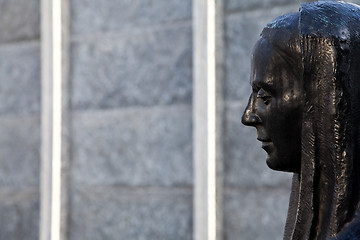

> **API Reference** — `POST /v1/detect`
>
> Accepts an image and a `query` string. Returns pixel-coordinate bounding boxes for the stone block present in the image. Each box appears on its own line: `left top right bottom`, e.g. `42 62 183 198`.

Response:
0 116 40 188
224 101 292 188
0 43 41 116
351 0 360 4
225 0 360 16
71 105 192 187
0 0 40 43
224 5 301 102
71 0 192 35
224 188 290 240
0 189 39 240
71 25 192 110
69 187 192 240
224 0 311 12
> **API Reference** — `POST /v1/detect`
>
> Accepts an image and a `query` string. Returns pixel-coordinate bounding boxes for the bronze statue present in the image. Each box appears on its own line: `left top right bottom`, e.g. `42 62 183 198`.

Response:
242 1 360 239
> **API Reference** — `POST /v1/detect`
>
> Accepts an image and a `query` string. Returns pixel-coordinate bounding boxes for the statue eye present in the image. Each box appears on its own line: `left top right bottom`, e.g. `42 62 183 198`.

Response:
257 88 271 104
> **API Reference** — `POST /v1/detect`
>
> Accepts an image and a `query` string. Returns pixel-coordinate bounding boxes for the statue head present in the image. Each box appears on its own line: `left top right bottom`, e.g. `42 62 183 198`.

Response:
241 1 360 239
242 12 302 173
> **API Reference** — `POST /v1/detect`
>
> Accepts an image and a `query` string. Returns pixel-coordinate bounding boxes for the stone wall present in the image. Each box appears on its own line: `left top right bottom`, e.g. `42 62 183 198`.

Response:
0 0 41 239
4 0 360 239
67 0 193 239
66 1 298 239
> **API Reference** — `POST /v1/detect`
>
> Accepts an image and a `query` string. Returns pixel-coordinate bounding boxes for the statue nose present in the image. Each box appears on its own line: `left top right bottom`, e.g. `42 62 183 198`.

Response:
242 109 261 126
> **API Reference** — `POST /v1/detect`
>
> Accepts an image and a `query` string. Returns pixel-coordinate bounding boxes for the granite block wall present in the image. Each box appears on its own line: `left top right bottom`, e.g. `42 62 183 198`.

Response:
67 1 298 238
68 0 193 239
0 0 41 239
68 1 349 239
4 0 360 239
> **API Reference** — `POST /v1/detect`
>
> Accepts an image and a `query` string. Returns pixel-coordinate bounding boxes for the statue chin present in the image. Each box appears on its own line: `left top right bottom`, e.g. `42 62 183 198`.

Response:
265 156 299 173
266 158 286 172
265 158 282 172
242 1 360 239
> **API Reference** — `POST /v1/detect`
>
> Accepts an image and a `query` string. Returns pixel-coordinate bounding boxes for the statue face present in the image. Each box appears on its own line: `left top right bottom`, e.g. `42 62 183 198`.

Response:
242 38 302 172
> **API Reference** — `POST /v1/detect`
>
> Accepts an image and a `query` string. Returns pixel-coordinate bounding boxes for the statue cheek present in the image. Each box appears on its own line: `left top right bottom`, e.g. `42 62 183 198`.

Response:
281 91 302 104
283 93 292 102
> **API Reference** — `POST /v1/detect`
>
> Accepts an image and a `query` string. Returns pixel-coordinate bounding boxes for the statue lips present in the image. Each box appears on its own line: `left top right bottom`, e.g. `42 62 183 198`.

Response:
256 137 273 153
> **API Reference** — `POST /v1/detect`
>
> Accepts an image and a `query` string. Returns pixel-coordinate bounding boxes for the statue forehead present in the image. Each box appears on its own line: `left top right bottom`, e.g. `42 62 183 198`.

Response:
252 38 297 72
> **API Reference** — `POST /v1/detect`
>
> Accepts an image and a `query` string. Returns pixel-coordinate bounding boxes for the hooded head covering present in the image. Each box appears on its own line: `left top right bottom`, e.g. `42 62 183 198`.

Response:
259 1 360 239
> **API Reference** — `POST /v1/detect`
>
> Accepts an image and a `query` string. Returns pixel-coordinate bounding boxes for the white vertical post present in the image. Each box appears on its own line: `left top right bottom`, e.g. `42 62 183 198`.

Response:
193 0 223 239
40 0 63 239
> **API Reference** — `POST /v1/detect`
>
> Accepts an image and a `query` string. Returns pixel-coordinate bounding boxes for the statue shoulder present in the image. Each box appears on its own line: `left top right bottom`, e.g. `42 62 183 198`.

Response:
333 215 360 240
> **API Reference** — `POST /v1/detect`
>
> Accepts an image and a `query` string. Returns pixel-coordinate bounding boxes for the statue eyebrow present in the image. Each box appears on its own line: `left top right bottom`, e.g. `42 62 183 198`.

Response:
252 80 275 93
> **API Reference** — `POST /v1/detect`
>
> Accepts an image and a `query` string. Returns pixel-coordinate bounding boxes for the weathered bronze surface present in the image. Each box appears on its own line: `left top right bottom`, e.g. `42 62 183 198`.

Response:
242 1 360 239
